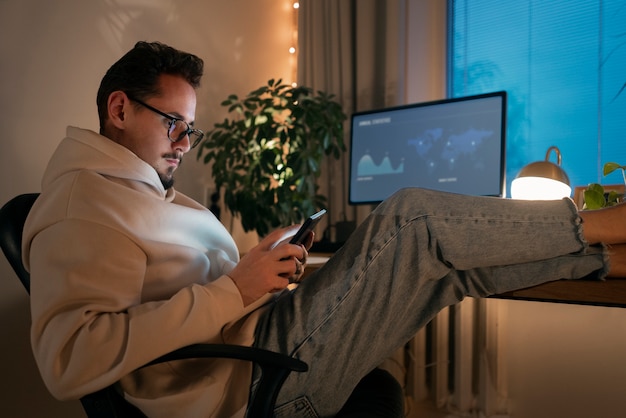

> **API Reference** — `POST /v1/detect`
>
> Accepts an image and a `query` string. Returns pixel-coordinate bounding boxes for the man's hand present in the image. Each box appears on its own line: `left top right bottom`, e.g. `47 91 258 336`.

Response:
228 226 312 306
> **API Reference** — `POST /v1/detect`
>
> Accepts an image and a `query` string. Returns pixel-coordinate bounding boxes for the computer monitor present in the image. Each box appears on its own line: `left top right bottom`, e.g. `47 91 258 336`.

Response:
348 91 507 205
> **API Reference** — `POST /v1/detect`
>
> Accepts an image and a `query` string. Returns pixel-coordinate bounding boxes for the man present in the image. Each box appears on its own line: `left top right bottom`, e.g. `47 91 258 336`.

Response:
23 41 626 417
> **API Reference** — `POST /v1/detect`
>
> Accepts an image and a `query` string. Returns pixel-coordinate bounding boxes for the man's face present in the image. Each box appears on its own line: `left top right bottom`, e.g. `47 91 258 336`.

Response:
114 74 198 189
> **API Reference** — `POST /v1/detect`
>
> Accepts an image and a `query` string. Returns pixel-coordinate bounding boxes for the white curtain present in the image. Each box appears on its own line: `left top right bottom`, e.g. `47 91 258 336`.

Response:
298 0 406 238
298 3 453 414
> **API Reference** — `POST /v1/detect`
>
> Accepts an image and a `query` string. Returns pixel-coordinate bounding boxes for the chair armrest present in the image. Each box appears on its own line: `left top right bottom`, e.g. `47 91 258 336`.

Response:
81 344 307 418
145 343 307 417
144 343 307 372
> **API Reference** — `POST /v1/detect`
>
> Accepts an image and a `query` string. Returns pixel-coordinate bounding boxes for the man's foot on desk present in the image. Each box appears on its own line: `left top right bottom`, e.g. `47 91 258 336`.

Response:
607 243 626 278
579 202 626 246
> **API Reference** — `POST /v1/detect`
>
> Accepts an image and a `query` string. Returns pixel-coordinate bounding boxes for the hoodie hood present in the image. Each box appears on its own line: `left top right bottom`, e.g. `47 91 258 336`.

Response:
24 125 240 276
42 126 170 200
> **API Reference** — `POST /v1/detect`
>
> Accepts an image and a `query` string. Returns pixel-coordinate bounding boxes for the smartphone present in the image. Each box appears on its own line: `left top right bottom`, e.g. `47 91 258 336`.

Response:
289 209 327 245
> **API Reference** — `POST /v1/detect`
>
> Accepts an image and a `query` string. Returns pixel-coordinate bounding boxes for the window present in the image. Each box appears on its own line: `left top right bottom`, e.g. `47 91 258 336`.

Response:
449 0 626 196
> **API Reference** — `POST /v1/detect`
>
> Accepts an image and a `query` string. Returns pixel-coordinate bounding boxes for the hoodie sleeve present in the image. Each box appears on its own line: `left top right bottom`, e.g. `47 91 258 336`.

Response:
28 218 248 400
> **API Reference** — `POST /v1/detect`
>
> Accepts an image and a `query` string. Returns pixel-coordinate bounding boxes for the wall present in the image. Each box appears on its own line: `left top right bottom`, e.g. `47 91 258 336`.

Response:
0 0 293 416
502 299 626 418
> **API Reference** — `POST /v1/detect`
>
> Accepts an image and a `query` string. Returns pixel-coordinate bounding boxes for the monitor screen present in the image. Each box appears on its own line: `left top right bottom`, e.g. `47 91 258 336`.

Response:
348 91 507 205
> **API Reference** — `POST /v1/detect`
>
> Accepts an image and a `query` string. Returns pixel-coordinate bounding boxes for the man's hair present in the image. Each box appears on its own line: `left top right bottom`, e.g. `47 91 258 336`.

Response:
96 41 204 133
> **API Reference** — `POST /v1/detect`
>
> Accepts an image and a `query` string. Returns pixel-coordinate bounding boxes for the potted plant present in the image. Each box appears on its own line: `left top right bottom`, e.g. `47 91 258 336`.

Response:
583 162 626 209
197 79 347 236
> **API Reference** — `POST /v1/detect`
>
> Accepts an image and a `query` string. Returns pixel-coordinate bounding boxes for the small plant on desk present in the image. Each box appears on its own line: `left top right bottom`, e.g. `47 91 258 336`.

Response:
583 162 626 209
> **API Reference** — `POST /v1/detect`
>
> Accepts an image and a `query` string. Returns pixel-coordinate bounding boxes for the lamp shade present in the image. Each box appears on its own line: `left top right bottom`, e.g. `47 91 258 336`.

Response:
511 146 571 200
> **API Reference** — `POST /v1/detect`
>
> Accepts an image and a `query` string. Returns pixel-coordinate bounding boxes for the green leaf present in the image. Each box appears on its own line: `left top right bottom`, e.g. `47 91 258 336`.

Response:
603 162 626 176
584 189 606 210
586 183 605 194
606 190 624 206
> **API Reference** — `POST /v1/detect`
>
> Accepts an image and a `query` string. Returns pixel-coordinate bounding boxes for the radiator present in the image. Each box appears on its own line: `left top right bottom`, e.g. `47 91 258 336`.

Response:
404 298 510 417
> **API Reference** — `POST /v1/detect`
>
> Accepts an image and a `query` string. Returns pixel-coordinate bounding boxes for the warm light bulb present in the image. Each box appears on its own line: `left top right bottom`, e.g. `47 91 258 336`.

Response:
289 46 296 54
293 2 300 9
511 177 572 200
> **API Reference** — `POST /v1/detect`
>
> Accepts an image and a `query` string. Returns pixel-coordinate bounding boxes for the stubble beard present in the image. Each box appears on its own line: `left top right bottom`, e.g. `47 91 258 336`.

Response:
160 172 175 190
159 154 183 190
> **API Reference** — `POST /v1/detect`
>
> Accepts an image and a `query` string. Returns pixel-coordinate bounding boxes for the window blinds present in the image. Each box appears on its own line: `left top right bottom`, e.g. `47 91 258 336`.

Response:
449 0 626 194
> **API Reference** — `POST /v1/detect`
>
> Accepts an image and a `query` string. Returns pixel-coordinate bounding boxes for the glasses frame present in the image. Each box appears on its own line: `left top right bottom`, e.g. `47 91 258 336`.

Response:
127 95 204 149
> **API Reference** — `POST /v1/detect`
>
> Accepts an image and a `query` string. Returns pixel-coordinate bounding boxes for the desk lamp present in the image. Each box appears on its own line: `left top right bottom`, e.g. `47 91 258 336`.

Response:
511 146 571 200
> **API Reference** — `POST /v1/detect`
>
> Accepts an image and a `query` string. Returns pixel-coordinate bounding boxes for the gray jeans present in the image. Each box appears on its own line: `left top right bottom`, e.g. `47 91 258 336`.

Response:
252 188 607 417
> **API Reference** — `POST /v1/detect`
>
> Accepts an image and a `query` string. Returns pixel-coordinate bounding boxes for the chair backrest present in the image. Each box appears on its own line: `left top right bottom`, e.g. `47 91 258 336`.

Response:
0 193 39 293
0 193 147 417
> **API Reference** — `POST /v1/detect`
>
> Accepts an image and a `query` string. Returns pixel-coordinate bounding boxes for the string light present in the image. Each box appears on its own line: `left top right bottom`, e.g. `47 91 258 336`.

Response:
290 1 299 87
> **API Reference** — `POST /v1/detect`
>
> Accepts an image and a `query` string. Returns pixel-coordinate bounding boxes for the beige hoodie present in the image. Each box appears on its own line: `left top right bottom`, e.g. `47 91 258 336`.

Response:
23 127 271 417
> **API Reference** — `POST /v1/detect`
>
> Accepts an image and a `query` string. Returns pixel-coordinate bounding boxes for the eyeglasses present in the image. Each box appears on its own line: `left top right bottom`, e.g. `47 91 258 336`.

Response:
127 95 204 149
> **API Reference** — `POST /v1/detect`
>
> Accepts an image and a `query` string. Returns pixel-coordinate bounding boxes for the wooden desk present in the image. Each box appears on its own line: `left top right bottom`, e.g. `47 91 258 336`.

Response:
494 278 626 308
307 253 626 308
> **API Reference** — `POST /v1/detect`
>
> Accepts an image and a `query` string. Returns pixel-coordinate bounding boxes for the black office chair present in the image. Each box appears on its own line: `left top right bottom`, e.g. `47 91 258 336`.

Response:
0 193 405 418
0 193 308 417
